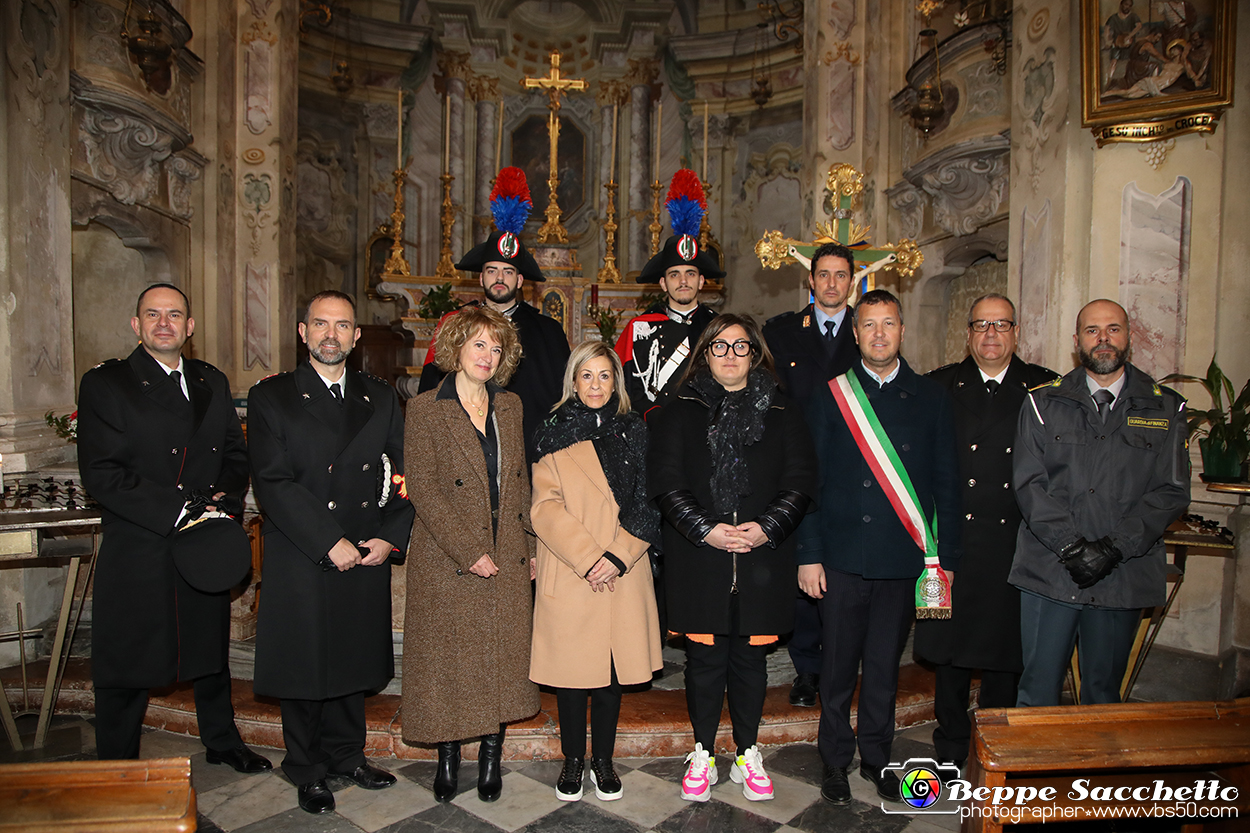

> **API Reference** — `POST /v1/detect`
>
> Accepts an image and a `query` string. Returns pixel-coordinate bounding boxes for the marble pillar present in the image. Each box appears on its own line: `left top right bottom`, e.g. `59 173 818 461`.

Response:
440 52 472 252
625 60 657 277
471 76 502 240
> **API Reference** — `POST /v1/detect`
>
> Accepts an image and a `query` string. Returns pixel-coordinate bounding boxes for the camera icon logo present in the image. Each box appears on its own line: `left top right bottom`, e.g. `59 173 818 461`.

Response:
880 758 962 814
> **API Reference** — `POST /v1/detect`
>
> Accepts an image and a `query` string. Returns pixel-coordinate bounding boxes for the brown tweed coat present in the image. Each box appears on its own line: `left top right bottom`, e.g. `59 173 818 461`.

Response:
401 378 540 744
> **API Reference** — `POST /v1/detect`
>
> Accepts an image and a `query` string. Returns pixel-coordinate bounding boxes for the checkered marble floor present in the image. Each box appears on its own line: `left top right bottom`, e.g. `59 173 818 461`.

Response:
126 722 958 833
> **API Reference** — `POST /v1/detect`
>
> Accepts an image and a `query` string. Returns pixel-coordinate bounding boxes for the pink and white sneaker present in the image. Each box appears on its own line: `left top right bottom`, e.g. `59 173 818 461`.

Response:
730 745 774 801
680 743 718 802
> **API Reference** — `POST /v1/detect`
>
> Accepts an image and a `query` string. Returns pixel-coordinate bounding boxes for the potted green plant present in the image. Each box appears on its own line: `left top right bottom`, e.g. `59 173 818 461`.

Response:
1161 357 1250 483
416 282 461 320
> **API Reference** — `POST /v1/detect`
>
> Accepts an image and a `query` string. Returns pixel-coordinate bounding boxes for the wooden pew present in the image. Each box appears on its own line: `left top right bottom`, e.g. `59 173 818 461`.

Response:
0 757 195 832
962 699 1250 833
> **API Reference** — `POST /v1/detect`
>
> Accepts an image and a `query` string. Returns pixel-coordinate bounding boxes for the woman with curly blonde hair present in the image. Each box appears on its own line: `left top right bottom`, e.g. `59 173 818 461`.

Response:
401 305 540 803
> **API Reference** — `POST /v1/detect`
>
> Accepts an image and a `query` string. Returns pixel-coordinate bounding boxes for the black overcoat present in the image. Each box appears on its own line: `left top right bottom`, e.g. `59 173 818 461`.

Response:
795 359 963 579
763 303 859 411
913 355 1059 671
418 300 570 462
247 362 414 700
647 379 817 635
78 347 249 689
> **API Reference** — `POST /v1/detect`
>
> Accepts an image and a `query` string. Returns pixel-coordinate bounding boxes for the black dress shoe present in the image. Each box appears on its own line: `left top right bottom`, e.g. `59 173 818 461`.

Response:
860 764 901 801
821 766 852 804
478 726 505 802
589 758 622 800
789 673 819 708
331 763 396 790
205 745 273 774
434 741 461 803
298 779 335 814
556 757 584 801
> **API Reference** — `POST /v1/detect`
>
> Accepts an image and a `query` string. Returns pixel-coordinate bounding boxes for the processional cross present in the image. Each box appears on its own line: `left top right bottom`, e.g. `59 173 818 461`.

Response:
755 163 924 291
521 51 587 244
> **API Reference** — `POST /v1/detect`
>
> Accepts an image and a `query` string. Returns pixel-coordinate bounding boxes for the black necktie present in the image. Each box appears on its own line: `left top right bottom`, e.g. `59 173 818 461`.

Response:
824 320 836 341
330 382 343 405
170 370 186 400
1093 389 1114 423
986 379 1000 396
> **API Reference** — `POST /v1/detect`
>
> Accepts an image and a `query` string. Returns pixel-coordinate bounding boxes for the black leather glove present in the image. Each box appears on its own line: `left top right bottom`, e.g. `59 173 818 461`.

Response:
1058 537 1123 589
754 490 812 548
654 490 717 547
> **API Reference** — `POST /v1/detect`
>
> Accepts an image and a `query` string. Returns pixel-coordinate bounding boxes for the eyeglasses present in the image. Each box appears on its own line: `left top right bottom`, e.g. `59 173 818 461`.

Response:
709 339 753 357
969 319 1016 333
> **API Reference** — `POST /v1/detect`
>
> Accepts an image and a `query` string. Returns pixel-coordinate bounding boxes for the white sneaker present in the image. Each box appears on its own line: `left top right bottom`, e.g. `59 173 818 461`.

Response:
730 745 774 801
681 743 718 802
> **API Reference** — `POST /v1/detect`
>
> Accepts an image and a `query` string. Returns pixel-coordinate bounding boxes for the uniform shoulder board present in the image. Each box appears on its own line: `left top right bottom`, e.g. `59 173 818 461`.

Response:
928 362 958 375
366 372 386 383
765 309 795 326
92 358 122 369
1152 382 1162 396
1029 378 1061 392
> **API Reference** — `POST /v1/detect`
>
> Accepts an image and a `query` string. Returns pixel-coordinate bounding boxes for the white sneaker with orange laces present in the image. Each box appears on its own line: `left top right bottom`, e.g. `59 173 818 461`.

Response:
730 745 774 801
680 743 718 802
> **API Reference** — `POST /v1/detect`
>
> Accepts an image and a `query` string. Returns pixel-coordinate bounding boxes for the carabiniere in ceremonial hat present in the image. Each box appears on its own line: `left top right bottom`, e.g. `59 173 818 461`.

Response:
637 169 725 283
454 167 546 282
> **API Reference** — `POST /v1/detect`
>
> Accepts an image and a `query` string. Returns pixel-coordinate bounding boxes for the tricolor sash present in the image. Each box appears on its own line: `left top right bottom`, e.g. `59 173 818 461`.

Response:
829 370 952 619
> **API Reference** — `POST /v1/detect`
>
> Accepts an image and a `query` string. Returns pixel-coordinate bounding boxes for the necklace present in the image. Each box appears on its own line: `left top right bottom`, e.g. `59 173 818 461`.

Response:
465 397 487 417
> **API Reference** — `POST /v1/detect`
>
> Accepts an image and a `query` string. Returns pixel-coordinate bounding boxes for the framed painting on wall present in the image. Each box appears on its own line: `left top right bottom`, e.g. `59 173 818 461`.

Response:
1080 0 1235 134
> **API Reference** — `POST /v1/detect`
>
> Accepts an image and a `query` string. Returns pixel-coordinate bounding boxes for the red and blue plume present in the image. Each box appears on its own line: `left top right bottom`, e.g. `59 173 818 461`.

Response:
489 167 533 235
665 169 706 238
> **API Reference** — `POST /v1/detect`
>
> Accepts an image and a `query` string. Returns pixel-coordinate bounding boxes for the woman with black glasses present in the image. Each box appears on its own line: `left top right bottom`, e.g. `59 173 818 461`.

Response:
647 313 817 804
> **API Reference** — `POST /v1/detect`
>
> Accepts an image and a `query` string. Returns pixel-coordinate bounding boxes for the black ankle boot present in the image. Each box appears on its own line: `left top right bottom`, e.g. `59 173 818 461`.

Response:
478 726 505 802
433 740 461 803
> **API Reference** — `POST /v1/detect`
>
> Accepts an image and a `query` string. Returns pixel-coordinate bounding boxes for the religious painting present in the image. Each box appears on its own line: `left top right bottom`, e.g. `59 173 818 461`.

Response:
1081 0 1235 131
541 288 568 335
511 114 586 222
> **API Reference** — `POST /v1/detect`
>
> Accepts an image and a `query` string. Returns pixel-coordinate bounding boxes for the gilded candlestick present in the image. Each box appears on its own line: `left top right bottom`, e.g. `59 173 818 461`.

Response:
382 167 412 277
597 181 621 283
648 179 663 256
435 173 458 278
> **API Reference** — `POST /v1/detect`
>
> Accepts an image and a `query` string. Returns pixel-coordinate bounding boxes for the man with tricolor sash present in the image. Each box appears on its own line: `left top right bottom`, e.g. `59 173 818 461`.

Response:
795 289 962 806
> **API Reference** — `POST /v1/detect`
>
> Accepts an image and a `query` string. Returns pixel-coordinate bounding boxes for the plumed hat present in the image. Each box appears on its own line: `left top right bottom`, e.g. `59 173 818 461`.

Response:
455 167 546 282
637 169 725 283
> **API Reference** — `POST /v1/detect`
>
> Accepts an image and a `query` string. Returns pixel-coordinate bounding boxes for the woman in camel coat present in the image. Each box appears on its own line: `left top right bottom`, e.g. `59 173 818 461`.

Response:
402 306 540 804
530 341 663 803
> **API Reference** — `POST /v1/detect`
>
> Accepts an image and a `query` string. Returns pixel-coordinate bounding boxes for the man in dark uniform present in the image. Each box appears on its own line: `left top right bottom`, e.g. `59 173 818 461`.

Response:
915 294 1058 767
78 284 270 771
248 290 414 814
418 179 569 462
1011 299 1189 706
614 233 721 418
763 241 860 708
795 290 961 806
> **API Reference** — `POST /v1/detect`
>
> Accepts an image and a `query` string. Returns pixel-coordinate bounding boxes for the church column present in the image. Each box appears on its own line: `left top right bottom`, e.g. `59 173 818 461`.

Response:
470 75 502 241
233 0 299 383
0 0 75 471
624 60 658 276
597 80 629 273
438 52 472 252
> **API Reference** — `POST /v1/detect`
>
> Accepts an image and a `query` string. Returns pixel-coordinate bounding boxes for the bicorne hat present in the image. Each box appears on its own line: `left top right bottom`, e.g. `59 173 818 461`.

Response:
173 505 251 594
455 167 546 282
637 169 725 283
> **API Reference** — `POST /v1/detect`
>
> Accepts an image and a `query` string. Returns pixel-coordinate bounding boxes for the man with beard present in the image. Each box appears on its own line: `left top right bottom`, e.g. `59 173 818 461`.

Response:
1010 299 1189 707
763 242 861 708
78 284 270 770
915 295 1057 767
248 290 414 814
418 169 570 462
615 170 721 418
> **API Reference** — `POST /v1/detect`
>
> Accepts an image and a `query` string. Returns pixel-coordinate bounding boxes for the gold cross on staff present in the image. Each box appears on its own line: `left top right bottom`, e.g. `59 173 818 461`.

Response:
521 51 587 244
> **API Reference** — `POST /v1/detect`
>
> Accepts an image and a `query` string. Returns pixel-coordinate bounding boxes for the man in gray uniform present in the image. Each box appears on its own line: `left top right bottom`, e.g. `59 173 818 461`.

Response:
1011 299 1189 706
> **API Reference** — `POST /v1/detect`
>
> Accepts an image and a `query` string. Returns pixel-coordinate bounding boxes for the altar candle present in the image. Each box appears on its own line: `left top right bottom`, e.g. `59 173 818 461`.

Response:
443 93 451 174
608 103 618 183
495 98 504 172
396 89 403 170
654 102 662 181
591 284 599 307
702 101 709 182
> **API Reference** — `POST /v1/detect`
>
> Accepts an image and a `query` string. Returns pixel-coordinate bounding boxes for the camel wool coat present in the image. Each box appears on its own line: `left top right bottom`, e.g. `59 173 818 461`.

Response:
401 378 540 744
530 440 662 689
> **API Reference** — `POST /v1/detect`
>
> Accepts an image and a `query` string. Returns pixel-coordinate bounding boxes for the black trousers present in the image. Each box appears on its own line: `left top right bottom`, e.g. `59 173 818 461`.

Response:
1017 591 1140 707
95 666 242 760
684 600 769 756
931 665 1018 764
817 571 914 772
554 664 621 760
279 692 367 785
787 592 823 677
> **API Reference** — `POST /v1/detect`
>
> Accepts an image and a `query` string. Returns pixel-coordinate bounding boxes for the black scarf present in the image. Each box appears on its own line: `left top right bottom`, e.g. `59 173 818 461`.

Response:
687 367 778 515
532 396 661 551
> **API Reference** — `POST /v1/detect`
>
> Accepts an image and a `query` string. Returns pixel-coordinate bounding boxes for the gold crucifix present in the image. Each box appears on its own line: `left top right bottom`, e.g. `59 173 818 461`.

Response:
521 51 587 244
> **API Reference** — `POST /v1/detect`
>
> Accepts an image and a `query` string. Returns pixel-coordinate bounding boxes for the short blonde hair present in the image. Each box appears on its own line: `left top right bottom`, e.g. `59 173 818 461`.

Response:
433 306 522 385
553 340 631 416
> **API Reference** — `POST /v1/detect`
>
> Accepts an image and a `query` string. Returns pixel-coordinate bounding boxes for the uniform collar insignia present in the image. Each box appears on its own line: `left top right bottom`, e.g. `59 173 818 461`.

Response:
302 392 310 399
